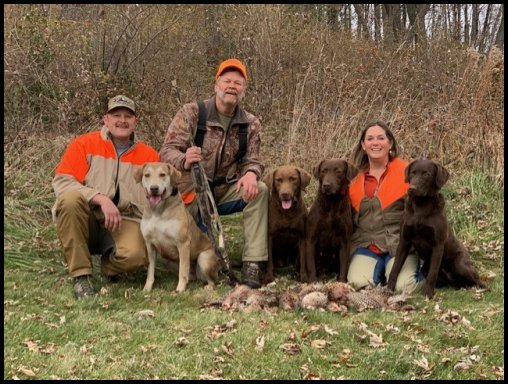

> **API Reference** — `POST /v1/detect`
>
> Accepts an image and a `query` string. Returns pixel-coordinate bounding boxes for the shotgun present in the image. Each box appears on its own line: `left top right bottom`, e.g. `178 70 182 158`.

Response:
190 155 238 286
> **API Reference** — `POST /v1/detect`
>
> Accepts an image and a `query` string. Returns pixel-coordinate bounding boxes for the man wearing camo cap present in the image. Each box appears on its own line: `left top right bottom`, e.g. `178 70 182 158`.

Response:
52 95 159 299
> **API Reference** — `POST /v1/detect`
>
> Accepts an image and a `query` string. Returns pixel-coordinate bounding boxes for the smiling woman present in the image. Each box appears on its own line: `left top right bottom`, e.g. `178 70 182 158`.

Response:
347 120 425 295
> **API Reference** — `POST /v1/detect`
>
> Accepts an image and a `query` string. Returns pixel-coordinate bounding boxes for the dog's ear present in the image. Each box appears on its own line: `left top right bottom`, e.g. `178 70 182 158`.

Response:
313 160 324 179
434 162 449 189
346 162 359 181
297 167 312 189
262 169 274 189
167 163 182 182
405 161 415 183
134 164 145 184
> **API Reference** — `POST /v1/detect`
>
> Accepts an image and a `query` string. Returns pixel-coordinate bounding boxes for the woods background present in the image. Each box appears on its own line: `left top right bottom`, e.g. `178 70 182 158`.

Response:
4 4 504 186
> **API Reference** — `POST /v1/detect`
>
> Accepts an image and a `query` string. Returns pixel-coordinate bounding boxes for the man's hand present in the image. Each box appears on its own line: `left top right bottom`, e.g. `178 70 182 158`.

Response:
183 146 202 170
236 171 258 202
92 194 122 232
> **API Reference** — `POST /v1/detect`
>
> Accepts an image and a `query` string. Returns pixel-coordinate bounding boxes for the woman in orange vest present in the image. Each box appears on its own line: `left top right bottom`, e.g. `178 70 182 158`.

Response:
348 120 424 293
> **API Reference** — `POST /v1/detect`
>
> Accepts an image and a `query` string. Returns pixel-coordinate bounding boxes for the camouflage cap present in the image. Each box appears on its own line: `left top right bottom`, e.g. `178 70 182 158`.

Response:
215 58 248 81
107 95 136 115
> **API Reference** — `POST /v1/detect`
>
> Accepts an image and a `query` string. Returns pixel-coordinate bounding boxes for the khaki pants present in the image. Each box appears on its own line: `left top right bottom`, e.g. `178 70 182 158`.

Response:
347 248 425 294
187 181 268 262
54 190 147 277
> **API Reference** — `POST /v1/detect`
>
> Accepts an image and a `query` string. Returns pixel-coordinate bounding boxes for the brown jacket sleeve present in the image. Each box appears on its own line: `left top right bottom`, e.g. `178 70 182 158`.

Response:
159 103 197 171
239 114 264 180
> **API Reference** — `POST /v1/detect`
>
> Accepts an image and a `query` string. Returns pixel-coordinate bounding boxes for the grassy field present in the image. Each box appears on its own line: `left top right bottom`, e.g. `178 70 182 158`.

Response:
4 167 504 380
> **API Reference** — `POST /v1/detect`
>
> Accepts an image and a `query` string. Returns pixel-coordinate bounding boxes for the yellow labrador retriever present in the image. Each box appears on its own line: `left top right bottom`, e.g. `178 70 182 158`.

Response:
134 162 219 293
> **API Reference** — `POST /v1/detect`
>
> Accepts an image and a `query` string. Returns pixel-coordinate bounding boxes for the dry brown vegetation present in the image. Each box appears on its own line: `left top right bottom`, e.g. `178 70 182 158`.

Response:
4 4 504 192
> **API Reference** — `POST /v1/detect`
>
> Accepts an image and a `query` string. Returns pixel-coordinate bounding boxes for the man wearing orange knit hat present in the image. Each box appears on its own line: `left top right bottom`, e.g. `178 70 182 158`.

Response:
160 59 268 288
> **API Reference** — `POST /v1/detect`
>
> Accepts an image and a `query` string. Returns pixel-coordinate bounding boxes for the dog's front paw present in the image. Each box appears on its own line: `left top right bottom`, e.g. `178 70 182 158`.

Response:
143 283 153 292
204 282 215 291
264 272 275 284
175 284 187 293
424 285 435 299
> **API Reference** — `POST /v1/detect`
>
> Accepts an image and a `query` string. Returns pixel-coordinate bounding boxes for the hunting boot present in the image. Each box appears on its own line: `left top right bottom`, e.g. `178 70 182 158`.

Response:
241 261 264 289
73 275 95 299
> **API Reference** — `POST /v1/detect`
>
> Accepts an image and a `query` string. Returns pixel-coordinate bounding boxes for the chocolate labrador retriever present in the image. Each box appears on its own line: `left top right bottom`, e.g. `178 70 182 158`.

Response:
387 159 485 298
306 158 358 282
263 165 311 283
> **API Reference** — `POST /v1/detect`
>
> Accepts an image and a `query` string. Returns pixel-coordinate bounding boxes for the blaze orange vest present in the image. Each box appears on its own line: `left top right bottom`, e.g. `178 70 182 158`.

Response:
349 157 409 212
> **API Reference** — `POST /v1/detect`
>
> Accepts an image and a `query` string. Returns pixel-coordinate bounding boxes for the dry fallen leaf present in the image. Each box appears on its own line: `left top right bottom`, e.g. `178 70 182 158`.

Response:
82 344 95 355
300 363 321 380
135 309 155 320
302 324 321 338
324 324 338 335
280 342 301 355
385 324 400 334
492 365 504 377
23 339 40 353
213 355 225 363
174 337 189 346
358 322 387 348
255 335 265 352
454 359 473 371
221 342 234 355
416 344 431 353
368 332 386 349
481 271 496 281
460 316 475 330
413 356 435 372
17 367 36 377
340 349 353 362
140 344 158 353
310 339 328 349
207 329 225 340
40 343 56 354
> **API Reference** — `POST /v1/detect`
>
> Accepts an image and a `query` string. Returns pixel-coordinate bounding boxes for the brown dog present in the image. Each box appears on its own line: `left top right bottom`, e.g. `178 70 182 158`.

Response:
263 165 311 283
134 162 219 293
387 159 485 298
306 159 358 282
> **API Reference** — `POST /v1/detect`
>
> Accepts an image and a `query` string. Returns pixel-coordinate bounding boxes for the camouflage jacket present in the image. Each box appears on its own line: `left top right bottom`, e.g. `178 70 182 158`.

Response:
159 96 264 201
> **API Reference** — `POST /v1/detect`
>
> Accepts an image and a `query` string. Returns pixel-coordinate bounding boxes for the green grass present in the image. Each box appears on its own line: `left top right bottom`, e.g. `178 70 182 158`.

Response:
4 172 504 380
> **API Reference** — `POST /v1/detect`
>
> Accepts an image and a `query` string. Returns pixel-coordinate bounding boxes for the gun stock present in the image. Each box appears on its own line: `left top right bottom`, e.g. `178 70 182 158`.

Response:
190 161 238 286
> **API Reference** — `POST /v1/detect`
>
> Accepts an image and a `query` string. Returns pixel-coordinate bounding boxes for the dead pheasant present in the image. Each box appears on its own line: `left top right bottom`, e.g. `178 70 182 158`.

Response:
202 281 412 312
347 285 412 311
